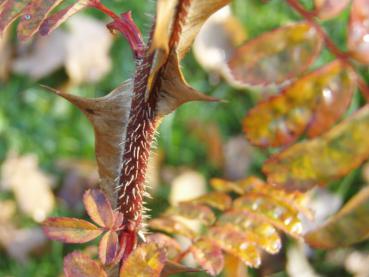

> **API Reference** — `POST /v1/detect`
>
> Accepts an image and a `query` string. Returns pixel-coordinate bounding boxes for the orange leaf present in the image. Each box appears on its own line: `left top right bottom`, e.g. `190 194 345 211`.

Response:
233 195 303 237
98 231 118 265
42 217 103 243
227 22 322 86
187 191 232 211
166 202 216 225
243 61 356 147
83 189 115 229
348 0 369 64
264 105 369 191
191 237 224 276
120 243 166 277
148 217 196 238
305 187 369 249
219 211 282 254
207 225 261 268
147 233 182 260
64 251 107 277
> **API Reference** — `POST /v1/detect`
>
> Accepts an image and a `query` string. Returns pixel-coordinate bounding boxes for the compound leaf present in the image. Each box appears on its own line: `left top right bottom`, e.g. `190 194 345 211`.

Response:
64 251 107 277
191 238 224 276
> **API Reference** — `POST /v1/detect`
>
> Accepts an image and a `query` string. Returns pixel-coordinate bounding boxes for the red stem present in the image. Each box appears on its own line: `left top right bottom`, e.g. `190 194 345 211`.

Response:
286 0 369 99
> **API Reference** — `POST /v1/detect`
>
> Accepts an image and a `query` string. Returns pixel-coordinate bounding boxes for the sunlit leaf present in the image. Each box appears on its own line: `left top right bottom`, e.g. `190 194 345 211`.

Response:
223 254 248 277
166 202 216 225
305 187 369 249
227 22 322 86
17 0 62 40
0 0 29 32
42 217 103 243
233 195 303 237
191 237 224 276
99 231 118 265
83 189 115 228
314 0 350 19
187 191 232 211
210 178 244 194
161 261 201 277
147 233 182 259
64 251 107 277
120 243 165 277
348 0 369 64
219 210 282 254
264 105 369 191
148 217 196 238
39 0 90 35
243 61 356 147
207 225 261 267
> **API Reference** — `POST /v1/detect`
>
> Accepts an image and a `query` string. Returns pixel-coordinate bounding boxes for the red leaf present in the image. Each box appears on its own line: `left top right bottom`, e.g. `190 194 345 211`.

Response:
227 22 322 86
191 238 224 276
39 0 90 36
83 189 115 229
348 0 369 64
17 0 62 40
243 61 356 147
42 217 103 243
64 251 107 277
99 231 119 265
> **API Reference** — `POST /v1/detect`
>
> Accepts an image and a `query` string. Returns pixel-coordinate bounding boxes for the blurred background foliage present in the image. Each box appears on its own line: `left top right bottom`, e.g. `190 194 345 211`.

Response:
0 0 368 276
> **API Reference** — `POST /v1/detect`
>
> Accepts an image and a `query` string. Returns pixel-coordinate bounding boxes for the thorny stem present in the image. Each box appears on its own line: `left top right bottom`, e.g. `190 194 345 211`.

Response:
286 0 369 101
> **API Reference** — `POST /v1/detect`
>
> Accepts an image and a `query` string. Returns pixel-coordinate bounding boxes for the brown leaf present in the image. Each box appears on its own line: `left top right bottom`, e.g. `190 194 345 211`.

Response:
83 189 115 228
42 217 103 243
161 261 201 277
227 22 322 86
47 81 132 204
64 251 107 277
305 186 369 249
243 61 356 147
99 231 119 265
263 105 369 191
348 0 369 64
191 237 224 275
120 243 166 277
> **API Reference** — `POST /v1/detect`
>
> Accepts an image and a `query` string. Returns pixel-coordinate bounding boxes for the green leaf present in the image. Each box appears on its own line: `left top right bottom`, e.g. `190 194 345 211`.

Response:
120 243 166 277
243 61 355 147
42 217 103 243
305 187 369 249
83 189 115 229
191 238 224 276
64 251 107 277
227 22 322 86
264 105 369 191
